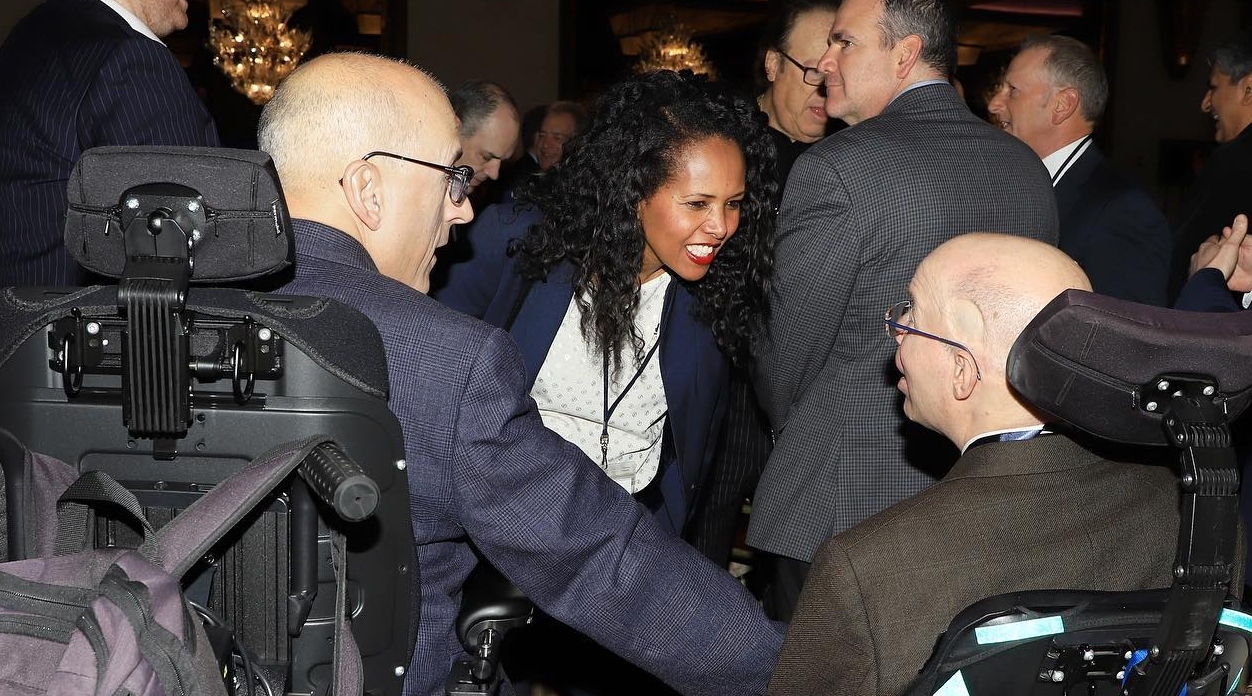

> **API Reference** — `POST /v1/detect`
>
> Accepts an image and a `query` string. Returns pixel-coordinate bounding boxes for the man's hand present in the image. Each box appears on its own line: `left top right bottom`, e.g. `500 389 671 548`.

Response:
1190 213 1252 292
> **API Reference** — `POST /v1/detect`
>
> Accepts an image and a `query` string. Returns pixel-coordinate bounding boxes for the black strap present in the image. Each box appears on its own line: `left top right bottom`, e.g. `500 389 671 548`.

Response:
55 470 157 562
599 340 662 469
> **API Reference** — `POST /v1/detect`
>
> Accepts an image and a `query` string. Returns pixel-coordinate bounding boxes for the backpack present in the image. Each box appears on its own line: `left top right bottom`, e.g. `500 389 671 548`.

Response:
0 434 367 696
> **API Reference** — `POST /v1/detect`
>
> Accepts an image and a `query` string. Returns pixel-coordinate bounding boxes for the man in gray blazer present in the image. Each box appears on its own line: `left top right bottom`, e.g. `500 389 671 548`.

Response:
748 0 1059 619
769 234 1181 696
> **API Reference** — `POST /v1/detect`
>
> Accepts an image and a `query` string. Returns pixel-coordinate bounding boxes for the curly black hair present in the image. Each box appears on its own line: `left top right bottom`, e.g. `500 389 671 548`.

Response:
514 70 777 371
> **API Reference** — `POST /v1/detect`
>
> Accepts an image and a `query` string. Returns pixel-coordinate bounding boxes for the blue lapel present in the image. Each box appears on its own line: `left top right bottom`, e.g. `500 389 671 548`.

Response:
509 264 577 390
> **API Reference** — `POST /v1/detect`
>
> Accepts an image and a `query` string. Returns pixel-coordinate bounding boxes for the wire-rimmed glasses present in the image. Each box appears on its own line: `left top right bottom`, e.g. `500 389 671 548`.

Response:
361 150 474 205
884 300 983 381
777 50 825 87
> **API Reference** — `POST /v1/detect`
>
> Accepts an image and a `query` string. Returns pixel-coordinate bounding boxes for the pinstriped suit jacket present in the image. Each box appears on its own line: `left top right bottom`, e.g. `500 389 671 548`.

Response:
748 83 1059 564
0 0 219 286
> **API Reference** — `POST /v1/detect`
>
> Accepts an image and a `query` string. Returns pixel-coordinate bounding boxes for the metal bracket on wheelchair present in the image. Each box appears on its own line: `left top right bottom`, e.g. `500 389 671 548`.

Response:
1138 373 1225 416
43 183 285 457
1034 642 1136 687
1122 383 1240 696
48 308 105 397
114 183 201 447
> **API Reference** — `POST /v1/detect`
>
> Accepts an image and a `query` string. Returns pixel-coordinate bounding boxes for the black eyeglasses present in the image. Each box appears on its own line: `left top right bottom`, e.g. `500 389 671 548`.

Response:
884 300 983 381
777 50 825 87
361 151 474 205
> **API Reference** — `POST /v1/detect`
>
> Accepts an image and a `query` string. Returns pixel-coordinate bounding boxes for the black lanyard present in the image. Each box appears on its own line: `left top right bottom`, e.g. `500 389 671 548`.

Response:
1051 134 1092 186
599 341 661 470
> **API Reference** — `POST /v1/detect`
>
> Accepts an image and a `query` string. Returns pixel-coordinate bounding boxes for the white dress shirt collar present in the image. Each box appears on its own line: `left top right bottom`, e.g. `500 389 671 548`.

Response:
1042 134 1093 186
100 0 164 44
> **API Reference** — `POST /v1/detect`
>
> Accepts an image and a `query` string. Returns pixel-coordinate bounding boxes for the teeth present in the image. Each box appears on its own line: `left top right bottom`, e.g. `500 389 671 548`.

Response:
687 244 714 256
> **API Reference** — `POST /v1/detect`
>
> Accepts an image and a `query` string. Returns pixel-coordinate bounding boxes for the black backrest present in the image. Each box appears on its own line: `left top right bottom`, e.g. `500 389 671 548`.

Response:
0 146 415 696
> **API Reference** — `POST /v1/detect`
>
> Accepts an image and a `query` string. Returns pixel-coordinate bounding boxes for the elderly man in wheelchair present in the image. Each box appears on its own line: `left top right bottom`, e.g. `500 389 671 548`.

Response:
770 232 1252 696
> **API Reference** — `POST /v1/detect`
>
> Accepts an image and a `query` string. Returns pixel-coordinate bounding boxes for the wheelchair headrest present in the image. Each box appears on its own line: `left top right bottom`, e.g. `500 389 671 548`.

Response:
64 146 292 283
1008 289 1252 446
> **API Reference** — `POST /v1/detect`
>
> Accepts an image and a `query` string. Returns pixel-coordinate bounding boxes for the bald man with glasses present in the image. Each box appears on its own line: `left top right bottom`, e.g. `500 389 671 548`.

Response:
771 234 1184 696
261 53 783 696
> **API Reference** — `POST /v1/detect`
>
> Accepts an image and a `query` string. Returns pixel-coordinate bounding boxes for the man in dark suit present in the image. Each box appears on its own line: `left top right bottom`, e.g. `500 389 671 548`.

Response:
1168 28 1252 303
989 35 1171 305
0 0 219 287
769 234 1182 696
748 0 1059 620
258 53 783 696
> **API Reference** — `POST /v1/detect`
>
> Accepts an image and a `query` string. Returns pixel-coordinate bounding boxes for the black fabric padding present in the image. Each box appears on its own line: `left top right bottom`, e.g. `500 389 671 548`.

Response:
0 286 389 401
64 146 292 282
1009 289 1252 446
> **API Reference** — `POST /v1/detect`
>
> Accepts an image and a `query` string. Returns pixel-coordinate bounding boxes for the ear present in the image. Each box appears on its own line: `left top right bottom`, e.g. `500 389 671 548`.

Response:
951 350 979 401
894 34 924 79
341 160 385 232
1052 86 1081 125
1240 74 1252 105
764 49 781 83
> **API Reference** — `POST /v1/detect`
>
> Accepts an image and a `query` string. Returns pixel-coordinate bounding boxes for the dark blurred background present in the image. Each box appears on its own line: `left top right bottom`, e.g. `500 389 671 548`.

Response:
2 0 1249 216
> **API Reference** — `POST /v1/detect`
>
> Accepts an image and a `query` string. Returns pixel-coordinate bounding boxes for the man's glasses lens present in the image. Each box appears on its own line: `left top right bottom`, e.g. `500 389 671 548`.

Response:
779 50 824 86
885 300 911 336
362 151 474 205
448 166 473 205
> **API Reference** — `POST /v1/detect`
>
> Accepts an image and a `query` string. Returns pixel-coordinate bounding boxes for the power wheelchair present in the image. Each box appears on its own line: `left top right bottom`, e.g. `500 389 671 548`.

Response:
908 289 1252 696
0 146 417 695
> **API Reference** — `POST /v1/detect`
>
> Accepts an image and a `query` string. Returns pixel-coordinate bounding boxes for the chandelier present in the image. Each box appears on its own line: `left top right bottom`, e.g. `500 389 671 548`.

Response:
634 21 716 79
209 0 312 105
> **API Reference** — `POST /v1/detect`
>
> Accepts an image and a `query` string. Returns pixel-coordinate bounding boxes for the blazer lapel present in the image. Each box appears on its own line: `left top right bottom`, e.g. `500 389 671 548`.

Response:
509 264 576 389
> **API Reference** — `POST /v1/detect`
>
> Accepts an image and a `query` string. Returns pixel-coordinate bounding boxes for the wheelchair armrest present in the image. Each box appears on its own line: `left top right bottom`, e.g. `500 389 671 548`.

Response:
446 561 534 696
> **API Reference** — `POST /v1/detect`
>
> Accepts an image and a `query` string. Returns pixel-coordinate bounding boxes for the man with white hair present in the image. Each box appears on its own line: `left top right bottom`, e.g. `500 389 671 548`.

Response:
988 34 1171 305
259 53 782 696
770 234 1181 696
0 0 219 286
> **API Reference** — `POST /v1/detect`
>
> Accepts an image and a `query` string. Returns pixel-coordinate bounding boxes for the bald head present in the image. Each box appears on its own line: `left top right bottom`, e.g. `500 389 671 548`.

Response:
922 234 1090 370
259 53 454 208
258 53 473 292
895 234 1089 447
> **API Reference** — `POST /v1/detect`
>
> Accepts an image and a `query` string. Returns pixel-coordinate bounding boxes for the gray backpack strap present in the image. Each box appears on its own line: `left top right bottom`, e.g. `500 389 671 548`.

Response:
332 531 364 695
151 434 371 696
54 470 158 561
150 435 331 577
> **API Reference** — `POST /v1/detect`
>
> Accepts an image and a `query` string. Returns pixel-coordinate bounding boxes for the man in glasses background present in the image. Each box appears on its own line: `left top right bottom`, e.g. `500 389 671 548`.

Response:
770 233 1183 696
260 52 783 696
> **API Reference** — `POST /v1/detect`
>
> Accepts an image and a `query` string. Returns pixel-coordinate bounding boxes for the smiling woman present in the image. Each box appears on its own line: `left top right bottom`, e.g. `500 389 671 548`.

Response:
436 69 775 512
433 68 775 694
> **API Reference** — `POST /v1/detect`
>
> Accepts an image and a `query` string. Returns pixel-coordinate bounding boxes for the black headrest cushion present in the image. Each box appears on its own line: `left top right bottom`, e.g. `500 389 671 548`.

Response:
64 146 292 282
1008 289 1252 446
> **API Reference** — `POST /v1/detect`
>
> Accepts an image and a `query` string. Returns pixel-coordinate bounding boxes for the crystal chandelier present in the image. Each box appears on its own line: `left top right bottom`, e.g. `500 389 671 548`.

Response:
634 21 716 79
209 0 312 105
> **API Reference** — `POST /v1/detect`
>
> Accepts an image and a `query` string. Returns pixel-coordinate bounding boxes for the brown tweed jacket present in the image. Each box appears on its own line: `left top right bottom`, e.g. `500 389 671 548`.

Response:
768 434 1188 696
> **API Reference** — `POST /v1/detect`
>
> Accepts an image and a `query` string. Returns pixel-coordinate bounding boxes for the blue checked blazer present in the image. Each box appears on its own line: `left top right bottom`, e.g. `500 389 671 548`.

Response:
281 220 782 696
748 83 1060 564
0 0 219 286
1054 144 1171 306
